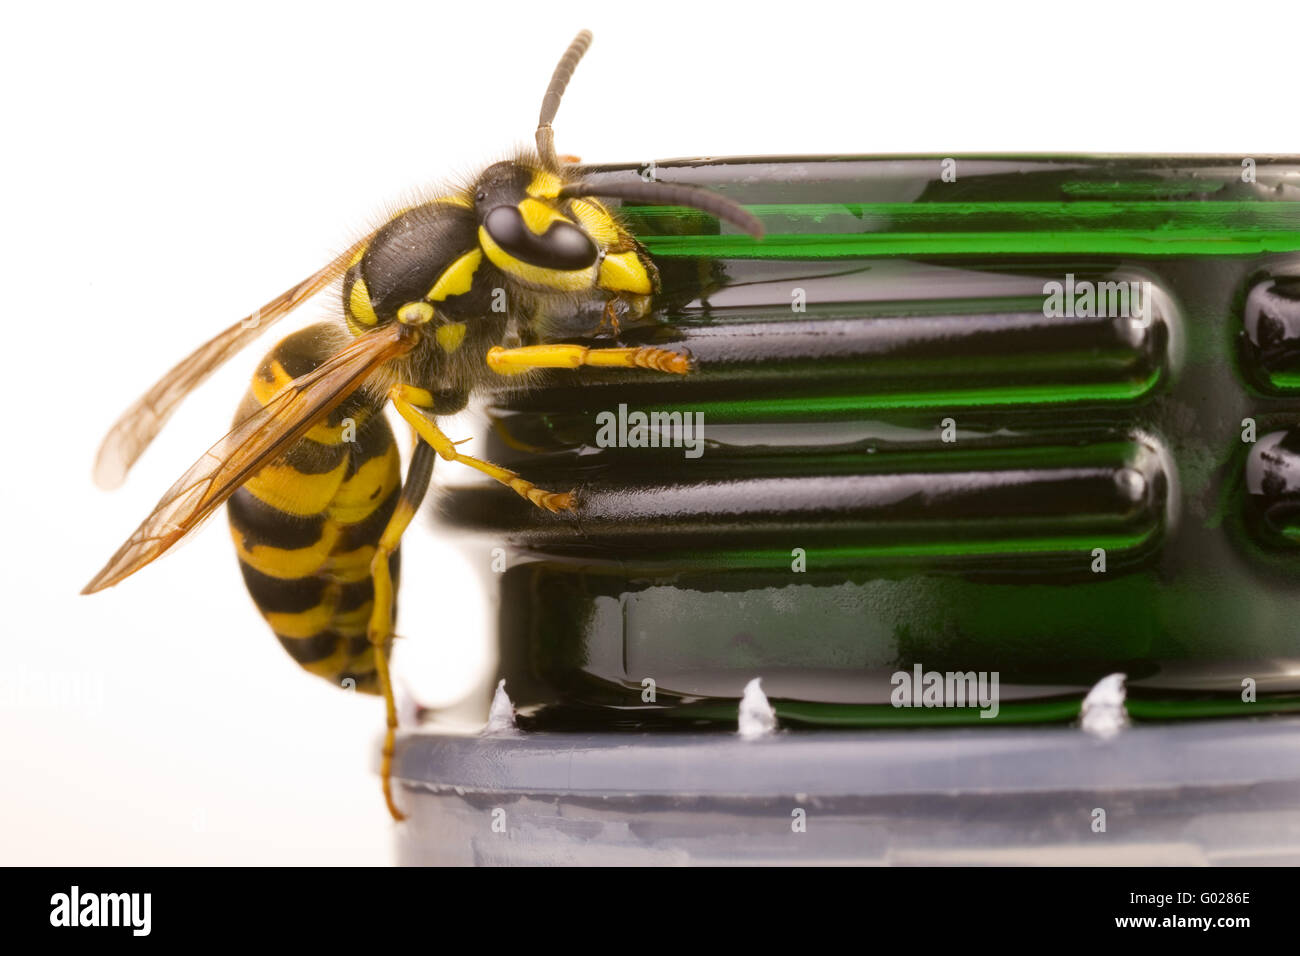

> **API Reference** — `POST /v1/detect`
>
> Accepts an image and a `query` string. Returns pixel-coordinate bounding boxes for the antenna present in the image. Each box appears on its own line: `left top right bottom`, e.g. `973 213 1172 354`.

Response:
560 179 764 238
536 30 593 172
538 29 763 239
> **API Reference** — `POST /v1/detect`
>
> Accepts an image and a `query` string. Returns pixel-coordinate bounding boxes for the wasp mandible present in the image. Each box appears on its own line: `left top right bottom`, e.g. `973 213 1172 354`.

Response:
82 30 763 821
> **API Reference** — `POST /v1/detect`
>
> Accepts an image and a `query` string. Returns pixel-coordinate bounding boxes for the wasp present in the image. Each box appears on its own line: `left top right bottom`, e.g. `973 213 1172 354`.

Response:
82 30 762 820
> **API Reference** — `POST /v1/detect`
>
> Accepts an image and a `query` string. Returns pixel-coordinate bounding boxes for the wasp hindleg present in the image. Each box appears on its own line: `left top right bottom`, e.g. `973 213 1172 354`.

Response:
367 438 436 821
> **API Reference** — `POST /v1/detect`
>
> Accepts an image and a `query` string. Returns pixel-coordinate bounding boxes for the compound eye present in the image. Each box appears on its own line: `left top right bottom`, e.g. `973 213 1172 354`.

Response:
483 205 598 271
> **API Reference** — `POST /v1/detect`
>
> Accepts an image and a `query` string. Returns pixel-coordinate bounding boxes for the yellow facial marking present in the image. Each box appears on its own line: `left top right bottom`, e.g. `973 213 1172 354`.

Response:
518 197 568 235
397 301 434 325
349 276 379 326
527 169 563 199
435 322 467 353
598 250 654 295
478 227 596 292
427 249 483 301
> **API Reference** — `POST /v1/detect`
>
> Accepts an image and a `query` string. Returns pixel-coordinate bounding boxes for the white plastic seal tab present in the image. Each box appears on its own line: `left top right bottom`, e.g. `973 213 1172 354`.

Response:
483 679 519 735
1080 672 1129 740
738 677 777 739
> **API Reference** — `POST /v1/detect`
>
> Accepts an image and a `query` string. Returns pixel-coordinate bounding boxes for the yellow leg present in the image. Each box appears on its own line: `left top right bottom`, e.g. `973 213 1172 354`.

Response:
388 385 575 512
485 343 691 376
368 439 436 822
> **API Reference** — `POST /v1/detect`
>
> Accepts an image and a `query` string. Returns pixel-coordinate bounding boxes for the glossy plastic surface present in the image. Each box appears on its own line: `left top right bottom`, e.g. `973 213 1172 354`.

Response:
432 156 1300 728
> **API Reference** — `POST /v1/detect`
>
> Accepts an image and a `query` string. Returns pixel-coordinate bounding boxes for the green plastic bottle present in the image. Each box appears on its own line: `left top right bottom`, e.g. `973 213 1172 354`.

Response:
436 155 1300 729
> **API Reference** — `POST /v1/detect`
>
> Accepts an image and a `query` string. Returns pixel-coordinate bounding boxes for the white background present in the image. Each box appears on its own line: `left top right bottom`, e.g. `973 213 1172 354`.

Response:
2 0 1295 865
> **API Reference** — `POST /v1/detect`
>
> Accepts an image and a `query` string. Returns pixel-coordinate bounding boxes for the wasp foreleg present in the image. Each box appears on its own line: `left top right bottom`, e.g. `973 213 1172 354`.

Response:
485 343 691 376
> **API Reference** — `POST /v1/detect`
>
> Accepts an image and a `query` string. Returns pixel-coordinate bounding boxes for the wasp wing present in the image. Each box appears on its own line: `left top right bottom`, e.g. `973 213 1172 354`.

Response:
82 323 413 594
92 236 371 490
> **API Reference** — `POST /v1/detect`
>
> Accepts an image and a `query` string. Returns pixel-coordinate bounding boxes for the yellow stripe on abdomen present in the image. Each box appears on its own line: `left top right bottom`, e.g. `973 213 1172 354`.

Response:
244 458 349 516
229 324 406 693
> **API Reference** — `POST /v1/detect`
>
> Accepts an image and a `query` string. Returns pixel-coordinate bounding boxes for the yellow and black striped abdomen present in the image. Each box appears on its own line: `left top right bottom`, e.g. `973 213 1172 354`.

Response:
228 324 402 694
